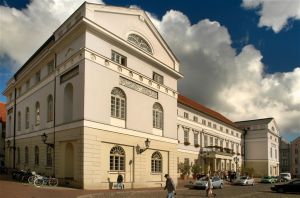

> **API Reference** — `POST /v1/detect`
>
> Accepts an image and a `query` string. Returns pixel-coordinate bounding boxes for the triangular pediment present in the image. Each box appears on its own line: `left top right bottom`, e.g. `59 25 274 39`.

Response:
85 3 179 71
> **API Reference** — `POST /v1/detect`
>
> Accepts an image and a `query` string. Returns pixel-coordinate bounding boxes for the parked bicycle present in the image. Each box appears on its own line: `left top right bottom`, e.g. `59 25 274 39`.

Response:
33 175 58 187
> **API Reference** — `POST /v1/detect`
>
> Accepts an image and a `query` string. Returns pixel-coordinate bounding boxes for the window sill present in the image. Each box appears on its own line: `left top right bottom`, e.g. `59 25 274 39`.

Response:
108 171 126 174
150 172 162 175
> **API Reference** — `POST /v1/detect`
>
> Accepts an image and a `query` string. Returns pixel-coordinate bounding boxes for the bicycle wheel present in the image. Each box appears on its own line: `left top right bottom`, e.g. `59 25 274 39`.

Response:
28 176 36 184
49 178 58 186
34 178 44 187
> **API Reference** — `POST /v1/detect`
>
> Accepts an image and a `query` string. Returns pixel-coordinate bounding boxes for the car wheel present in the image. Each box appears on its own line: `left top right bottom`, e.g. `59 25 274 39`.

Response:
252 182 254 186
220 183 223 189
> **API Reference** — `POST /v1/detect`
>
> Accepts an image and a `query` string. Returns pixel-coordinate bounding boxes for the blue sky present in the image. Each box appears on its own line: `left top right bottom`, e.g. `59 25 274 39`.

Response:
0 0 300 141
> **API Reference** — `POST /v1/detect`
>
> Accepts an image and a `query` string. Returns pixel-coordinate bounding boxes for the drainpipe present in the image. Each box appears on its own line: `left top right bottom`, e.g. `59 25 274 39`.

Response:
13 83 17 169
53 53 57 176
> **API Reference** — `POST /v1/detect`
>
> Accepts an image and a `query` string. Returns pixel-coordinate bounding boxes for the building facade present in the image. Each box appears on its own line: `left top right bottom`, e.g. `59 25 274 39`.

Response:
176 95 242 176
291 137 300 178
235 118 280 177
279 138 291 173
0 103 6 167
3 3 182 189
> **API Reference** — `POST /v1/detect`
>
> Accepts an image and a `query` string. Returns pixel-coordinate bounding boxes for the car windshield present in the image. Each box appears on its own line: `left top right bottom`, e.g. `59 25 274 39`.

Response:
240 176 248 180
280 173 289 177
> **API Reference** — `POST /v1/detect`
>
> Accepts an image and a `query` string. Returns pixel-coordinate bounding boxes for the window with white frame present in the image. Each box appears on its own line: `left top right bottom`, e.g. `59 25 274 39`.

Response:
47 95 53 122
202 119 206 125
184 112 189 119
153 103 163 129
153 72 164 84
213 124 216 129
25 107 29 129
220 139 223 147
193 116 198 122
110 146 125 171
204 135 208 147
111 51 127 66
184 128 189 143
151 151 162 173
215 138 219 146
210 137 213 146
194 133 198 145
208 122 211 127
111 88 126 120
35 102 40 125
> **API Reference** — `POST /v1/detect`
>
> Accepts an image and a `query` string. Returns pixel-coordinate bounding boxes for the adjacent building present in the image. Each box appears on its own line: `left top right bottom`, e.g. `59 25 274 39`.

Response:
235 118 280 177
0 102 6 167
291 136 300 178
279 138 291 173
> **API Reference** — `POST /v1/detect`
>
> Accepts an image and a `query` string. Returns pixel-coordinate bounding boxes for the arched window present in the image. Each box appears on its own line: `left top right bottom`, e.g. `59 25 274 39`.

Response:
153 103 163 129
110 146 125 171
34 146 39 165
17 147 20 164
47 95 53 122
111 88 126 120
64 83 73 123
35 102 40 125
151 151 162 173
127 33 152 54
25 107 29 129
17 111 21 131
46 147 53 167
25 146 29 164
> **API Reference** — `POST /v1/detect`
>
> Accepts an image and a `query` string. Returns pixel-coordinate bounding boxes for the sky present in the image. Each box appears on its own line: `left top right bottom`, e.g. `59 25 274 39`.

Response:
0 0 299 141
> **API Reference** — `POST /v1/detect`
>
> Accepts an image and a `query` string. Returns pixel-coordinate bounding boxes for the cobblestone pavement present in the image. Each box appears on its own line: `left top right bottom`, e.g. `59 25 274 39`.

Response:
1 175 300 198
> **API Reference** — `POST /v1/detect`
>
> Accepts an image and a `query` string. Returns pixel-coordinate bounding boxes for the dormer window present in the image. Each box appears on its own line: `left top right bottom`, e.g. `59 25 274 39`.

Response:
127 33 152 54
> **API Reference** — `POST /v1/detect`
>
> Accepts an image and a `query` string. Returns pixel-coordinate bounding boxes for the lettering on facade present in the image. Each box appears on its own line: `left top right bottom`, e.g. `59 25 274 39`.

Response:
119 76 158 99
60 65 79 84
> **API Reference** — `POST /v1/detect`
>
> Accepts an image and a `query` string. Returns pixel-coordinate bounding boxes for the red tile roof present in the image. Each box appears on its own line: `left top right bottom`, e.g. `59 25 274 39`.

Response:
178 94 238 129
0 102 6 123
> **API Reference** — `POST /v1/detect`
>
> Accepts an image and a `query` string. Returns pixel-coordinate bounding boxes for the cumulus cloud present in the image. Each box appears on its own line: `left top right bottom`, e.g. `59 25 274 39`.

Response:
0 0 103 67
242 0 300 33
148 10 300 138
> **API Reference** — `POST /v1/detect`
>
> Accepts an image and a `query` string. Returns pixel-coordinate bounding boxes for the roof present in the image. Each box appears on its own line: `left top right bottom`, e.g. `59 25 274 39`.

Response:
178 94 238 129
0 102 6 123
235 118 274 125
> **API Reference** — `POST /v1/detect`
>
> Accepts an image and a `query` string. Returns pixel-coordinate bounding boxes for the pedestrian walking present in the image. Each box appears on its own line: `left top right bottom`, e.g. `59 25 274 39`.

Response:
206 174 216 197
164 174 176 198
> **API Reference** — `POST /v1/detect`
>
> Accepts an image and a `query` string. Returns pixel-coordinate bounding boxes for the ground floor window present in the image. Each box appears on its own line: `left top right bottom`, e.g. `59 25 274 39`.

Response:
110 146 125 171
151 151 162 173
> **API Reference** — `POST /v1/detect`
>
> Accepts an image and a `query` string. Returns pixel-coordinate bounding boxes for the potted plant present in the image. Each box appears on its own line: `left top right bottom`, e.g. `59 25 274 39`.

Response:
184 141 190 146
194 143 200 148
191 163 201 179
178 162 191 179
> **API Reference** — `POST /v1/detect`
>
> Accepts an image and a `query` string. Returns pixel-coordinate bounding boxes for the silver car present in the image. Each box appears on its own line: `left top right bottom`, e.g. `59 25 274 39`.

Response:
191 176 224 189
234 176 255 186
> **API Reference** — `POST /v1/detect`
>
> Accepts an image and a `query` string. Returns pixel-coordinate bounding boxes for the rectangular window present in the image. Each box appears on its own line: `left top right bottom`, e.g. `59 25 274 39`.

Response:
210 137 213 146
26 80 30 91
194 133 198 145
213 124 217 129
47 60 54 75
220 140 223 147
35 71 41 83
226 141 229 148
275 149 277 159
193 116 198 122
153 72 164 84
270 147 272 158
204 135 208 147
236 144 239 153
220 126 223 131
202 119 206 125
184 112 189 119
215 138 219 146
184 129 189 143
111 50 127 66
184 158 189 165
231 131 234 135
208 122 211 127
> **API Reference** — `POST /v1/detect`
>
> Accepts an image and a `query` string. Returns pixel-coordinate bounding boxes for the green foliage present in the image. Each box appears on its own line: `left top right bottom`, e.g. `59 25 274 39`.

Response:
178 162 191 176
191 163 201 175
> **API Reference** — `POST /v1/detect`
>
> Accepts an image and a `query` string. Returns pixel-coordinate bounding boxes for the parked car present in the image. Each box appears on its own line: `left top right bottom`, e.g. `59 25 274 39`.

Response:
278 173 291 182
271 179 300 193
271 176 279 183
261 176 276 183
233 176 255 186
188 176 224 189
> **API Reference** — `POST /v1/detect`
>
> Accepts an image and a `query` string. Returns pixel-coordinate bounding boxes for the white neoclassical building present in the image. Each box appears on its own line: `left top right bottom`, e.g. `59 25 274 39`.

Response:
235 118 280 177
3 2 182 189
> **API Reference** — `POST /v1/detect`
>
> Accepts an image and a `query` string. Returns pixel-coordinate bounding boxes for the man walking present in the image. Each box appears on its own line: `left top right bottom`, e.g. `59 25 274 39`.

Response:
164 174 176 198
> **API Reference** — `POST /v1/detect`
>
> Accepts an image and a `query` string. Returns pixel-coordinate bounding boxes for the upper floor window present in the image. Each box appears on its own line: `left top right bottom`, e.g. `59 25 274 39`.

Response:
111 51 126 66
26 80 30 91
35 71 41 84
127 33 152 54
213 124 217 129
153 103 163 129
35 102 40 125
193 116 198 122
25 107 30 129
226 129 229 133
64 83 73 123
210 137 213 146
270 147 272 158
184 128 189 143
204 135 208 147
184 112 189 119
220 139 223 147
153 72 164 84
220 126 223 131
215 138 219 146
111 88 126 120
151 151 162 173
17 111 21 131
110 146 125 171
208 122 211 127
231 131 234 135
194 133 199 145
226 141 229 148
47 60 54 75
47 95 53 122
202 119 206 125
